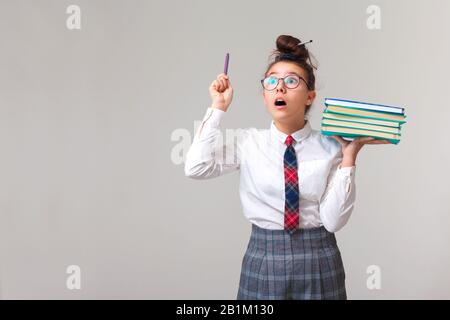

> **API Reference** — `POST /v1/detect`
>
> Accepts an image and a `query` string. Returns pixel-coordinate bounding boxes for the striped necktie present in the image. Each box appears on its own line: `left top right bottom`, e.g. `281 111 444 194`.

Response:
284 135 299 234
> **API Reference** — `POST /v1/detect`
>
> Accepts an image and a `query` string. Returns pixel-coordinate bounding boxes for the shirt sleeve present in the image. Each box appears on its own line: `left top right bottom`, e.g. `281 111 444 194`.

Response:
184 107 249 179
319 151 356 233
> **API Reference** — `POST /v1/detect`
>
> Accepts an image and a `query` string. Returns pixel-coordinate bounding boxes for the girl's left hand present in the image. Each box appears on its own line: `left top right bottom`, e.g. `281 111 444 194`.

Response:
330 136 392 160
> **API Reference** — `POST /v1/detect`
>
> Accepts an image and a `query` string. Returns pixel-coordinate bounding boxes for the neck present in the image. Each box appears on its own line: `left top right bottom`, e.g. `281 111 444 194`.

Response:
274 118 306 135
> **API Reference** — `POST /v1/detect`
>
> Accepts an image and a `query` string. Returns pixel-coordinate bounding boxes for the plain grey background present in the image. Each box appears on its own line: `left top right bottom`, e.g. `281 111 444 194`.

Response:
0 0 449 299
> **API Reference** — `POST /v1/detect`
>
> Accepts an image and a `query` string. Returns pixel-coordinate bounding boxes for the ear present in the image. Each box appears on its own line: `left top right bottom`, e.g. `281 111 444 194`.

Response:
307 91 316 105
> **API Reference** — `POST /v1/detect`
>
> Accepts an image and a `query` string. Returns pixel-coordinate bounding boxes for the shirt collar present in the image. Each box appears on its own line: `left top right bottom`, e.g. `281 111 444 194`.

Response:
270 119 312 145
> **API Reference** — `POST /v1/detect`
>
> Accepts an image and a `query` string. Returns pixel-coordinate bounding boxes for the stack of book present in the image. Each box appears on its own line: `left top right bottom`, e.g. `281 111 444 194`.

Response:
320 98 407 144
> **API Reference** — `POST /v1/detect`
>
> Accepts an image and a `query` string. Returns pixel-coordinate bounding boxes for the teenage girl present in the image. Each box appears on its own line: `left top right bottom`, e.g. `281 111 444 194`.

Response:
185 34 390 300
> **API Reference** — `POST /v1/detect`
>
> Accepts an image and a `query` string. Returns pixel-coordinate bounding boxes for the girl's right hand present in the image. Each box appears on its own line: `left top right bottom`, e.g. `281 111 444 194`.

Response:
208 73 233 112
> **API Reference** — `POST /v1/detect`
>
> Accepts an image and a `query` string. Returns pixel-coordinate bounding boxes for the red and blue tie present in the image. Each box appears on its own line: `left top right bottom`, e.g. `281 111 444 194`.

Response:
284 135 299 234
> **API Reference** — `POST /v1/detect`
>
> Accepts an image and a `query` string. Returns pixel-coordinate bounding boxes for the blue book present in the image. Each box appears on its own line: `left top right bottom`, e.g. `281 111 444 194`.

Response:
325 98 405 115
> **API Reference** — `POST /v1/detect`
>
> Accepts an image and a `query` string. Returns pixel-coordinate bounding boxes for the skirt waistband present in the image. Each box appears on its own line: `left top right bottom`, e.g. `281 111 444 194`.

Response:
248 223 337 254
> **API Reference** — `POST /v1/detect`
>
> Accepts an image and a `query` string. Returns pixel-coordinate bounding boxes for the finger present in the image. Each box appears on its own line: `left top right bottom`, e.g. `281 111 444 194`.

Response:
219 78 227 89
356 136 375 142
214 80 220 90
367 139 391 144
216 78 224 91
217 76 226 90
221 75 229 86
365 139 388 144
222 77 230 86
354 137 375 145
214 80 223 92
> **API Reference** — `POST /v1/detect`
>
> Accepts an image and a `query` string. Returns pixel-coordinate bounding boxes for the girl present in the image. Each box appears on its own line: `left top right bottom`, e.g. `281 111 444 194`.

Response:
185 35 390 300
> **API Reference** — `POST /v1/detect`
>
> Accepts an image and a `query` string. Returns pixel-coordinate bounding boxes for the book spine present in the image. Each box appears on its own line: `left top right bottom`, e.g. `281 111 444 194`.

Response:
324 98 405 114
324 108 407 124
322 113 400 128
325 103 405 116
320 130 400 144
321 120 401 134
321 125 402 137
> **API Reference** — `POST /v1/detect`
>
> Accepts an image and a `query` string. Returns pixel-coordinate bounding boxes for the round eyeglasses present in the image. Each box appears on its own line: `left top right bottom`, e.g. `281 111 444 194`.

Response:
260 74 309 91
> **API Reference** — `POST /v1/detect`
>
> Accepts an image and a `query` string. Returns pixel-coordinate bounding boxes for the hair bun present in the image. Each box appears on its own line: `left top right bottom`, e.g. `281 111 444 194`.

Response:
277 35 309 59
273 35 317 70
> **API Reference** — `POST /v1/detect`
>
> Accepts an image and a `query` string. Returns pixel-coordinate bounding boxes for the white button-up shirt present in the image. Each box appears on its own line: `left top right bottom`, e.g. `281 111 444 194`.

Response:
185 107 356 233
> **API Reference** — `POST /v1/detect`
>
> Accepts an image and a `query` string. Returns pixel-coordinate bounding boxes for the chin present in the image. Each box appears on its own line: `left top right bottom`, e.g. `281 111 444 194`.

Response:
271 112 292 122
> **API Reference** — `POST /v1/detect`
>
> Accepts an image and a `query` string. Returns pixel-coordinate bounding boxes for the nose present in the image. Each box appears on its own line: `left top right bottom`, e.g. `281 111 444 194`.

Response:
275 79 286 92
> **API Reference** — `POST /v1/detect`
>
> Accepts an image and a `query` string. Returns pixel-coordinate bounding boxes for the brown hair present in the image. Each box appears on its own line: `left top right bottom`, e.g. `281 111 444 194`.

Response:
264 35 318 116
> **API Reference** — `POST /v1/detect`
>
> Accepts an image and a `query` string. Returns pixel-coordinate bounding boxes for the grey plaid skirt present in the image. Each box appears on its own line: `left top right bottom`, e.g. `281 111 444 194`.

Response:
237 223 346 300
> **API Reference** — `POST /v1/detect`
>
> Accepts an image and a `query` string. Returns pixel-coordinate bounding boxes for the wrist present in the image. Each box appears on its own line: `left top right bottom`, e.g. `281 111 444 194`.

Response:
341 154 356 167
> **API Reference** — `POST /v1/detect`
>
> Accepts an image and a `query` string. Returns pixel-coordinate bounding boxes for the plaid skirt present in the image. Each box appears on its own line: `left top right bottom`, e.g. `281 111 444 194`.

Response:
237 223 346 300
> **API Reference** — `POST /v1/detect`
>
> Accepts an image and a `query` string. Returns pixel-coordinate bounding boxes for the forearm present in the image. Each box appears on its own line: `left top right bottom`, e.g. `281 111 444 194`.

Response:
319 165 356 232
184 107 243 179
184 108 225 179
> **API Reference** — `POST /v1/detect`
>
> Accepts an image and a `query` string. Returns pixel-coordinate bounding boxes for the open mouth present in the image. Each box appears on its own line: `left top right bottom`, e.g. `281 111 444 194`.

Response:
274 98 287 109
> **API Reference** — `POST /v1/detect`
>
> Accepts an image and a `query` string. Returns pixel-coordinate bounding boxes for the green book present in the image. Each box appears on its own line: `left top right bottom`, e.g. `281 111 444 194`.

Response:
321 125 401 144
322 112 401 128
325 105 407 124
321 119 401 135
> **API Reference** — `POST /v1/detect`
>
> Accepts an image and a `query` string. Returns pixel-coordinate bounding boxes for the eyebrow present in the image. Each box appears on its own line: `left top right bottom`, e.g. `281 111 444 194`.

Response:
267 71 300 77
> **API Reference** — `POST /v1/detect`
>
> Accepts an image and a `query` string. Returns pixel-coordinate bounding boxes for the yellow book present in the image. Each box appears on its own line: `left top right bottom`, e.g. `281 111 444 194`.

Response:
326 105 406 123
321 126 401 143
322 112 400 128
321 119 401 134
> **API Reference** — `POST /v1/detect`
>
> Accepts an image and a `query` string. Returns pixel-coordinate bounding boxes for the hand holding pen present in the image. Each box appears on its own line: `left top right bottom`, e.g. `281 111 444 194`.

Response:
209 53 233 112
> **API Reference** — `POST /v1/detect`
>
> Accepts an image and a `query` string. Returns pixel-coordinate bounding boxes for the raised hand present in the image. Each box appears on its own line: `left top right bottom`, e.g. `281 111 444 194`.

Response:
208 73 233 112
